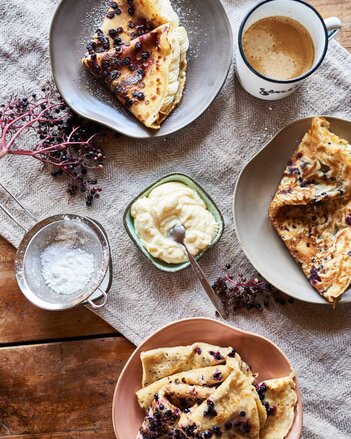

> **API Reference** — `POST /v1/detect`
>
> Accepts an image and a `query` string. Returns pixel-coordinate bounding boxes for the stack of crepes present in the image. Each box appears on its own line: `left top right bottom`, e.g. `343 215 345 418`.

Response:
269 117 351 304
136 343 297 438
82 0 189 129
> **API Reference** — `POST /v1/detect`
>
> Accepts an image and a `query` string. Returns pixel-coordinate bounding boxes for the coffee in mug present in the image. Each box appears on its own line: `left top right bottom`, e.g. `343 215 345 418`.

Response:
235 0 341 101
242 16 315 81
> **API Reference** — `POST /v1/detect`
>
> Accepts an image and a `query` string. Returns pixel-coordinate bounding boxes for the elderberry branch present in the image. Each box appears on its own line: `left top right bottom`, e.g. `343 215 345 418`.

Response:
212 264 295 315
0 84 106 206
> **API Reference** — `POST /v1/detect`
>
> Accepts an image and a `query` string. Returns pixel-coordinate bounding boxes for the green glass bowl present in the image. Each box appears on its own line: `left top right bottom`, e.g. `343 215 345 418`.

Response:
123 173 224 272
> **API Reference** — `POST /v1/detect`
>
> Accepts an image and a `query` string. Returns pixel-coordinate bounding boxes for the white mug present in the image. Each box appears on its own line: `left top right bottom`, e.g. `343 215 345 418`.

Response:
235 0 341 101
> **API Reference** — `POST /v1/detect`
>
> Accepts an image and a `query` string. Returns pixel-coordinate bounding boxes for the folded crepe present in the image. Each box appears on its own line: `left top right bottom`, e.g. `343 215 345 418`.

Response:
137 384 215 438
141 342 237 386
259 376 297 439
136 344 297 439
269 117 351 303
178 367 261 438
82 23 188 129
136 365 233 410
86 0 180 53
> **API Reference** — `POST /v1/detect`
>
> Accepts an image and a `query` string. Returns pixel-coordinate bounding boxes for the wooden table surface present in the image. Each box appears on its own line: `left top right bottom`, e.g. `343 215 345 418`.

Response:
0 1 350 437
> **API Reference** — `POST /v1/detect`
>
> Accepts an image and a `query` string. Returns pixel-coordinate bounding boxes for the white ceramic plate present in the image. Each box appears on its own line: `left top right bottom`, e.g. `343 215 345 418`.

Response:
233 116 351 304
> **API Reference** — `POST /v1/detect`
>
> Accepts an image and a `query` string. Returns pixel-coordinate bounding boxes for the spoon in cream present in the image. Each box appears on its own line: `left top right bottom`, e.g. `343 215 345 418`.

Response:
169 224 228 319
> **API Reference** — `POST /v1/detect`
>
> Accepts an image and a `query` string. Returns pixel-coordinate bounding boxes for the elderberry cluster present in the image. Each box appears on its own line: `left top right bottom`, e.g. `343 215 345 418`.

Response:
212 264 294 315
0 84 105 206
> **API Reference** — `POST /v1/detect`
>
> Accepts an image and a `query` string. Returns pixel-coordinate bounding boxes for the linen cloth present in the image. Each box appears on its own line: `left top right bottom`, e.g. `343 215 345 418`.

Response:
1 1 351 437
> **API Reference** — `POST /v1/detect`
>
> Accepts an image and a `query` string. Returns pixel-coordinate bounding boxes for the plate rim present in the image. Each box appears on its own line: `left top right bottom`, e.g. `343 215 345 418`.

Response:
233 115 351 305
49 0 234 139
111 317 303 439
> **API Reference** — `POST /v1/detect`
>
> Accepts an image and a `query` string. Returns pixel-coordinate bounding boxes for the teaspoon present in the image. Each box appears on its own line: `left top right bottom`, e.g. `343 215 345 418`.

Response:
169 224 228 319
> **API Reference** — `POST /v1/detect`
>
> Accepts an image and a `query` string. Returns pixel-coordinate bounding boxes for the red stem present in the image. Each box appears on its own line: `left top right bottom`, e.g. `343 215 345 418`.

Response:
3 102 62 151
0 92 103 198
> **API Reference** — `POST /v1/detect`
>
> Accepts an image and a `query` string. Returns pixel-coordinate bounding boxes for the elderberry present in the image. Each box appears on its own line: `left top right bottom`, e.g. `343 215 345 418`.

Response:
0 84 105 206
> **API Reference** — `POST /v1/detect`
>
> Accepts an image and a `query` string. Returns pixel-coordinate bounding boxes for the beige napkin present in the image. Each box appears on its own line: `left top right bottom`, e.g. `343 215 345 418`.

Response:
1 1 351 437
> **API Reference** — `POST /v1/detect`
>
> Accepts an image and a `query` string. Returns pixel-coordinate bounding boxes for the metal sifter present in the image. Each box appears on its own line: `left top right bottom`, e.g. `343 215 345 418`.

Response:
0 183 112 310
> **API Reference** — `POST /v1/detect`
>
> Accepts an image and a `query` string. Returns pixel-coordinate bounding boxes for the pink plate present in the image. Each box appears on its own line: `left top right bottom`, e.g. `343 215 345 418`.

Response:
112 318 303 438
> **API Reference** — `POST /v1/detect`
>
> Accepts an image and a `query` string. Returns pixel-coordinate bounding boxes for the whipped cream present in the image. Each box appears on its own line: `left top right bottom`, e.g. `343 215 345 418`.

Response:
161 26 189 109
131 182 218 264
154 0 180 26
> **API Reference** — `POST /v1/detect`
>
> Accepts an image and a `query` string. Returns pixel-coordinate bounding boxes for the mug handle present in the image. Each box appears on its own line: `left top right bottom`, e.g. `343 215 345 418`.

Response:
324 17 342 40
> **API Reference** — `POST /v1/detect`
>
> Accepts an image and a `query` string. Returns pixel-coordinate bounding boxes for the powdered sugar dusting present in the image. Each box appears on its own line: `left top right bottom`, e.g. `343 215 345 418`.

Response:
66 0 224 128
40 224 95 295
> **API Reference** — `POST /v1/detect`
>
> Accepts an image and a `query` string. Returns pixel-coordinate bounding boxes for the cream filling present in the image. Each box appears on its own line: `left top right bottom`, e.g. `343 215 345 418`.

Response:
131 182 218 264
153 0 180 26
160 26 189 112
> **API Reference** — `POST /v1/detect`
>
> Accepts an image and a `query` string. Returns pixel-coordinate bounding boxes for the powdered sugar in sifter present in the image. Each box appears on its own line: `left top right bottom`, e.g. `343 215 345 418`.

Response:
0 182 112 310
